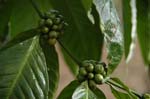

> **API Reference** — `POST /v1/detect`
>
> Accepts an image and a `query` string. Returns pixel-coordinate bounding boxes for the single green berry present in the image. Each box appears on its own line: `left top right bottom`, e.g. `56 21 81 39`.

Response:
94 64 104 74
88 73 94 79
94 74 103 84
39 19 45 26
45 12 56 19
52 25 58 30
77 74 85 83
82 60 90 67
45 19 53 26
48 38 57 45
79 67 87 76
58 15 63 19
86 63 94 72
49 31 58 38
54 18 61 24
41 27 49 34
88 80 96 89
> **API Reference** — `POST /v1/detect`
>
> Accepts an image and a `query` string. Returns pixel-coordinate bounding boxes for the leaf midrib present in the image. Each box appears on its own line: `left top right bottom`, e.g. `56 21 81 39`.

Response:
7 38 37 98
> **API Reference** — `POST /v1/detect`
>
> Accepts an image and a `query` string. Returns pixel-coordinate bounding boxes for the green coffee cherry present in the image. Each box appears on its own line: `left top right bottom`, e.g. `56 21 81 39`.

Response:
49 31 58 38
82 60 89 67
45 19 53 26
77 74 85 82
88 80 96 89
86 63 94 72
79 67 87 76
54 18 61 24
44 12 56 19
52 25 58 30
94 74 103 84
41 27 49 34
48 38 57 45
88 73 94 79
94 64 104 74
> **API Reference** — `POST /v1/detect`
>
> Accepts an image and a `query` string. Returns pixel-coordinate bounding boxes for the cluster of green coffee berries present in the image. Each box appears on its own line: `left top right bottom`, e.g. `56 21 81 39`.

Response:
77 60 107 88
39 10 67 45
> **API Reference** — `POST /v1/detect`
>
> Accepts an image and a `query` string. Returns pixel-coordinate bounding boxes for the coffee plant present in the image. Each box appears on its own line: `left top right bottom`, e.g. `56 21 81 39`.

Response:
0 0 149 99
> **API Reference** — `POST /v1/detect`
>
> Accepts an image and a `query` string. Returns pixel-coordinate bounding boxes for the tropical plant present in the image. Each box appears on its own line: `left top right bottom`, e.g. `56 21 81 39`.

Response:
0 0 149 99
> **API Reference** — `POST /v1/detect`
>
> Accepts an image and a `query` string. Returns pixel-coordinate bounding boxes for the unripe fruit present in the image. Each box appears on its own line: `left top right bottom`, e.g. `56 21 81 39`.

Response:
82 60 89 67
48 38 57 45
41 27 49 34
54 18 61 24
94 64 104 74
45 19 53 26
77 74 85 82
94 74 103 84
86 63 94 72
49 31 58 38
88 73 94 79
44 12 56 19
79 67 87 76
88 80 96 89
52 25 58 30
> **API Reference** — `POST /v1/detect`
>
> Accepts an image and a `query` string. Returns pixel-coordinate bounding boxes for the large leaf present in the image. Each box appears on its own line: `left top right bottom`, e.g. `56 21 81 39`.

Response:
0 0 13 41
0 29 39 51
122 0 132 59
72 82 98 99
9 0 52 38
0 37 49 99
93 0 124 74
50 0 102 75
57 80 80 99
136 0 150 65
91 4 104 59
40 37 59 99
91 87 106 99
110 86 131 99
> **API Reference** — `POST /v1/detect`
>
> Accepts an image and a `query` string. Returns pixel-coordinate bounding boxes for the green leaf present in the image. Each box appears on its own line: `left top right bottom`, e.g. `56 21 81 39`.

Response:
136 0 150 65
110 78 139 99
110 78 129 90
57 80 80 99
122 0 132 58
110 86 131 99
40 37 59 99
0 0 13 40
91 4 104 59
9 0 51 38
0 37 49 99
93 0 124 74
10 0 39 37
81 0 92 11
0 29 39 51
72 82 98 99
91 87 106 99
50 0 102 75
